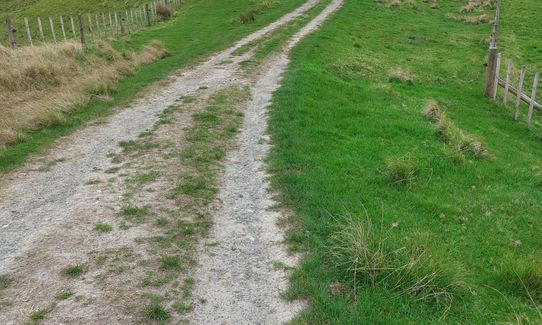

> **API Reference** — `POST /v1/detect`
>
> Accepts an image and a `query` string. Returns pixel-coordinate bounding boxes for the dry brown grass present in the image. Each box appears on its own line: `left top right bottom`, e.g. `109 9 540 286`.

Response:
155 4 171 21
381 0 437 9
424 100 489 159
0 40 170 147
460 0 494 13
446 0 494 25
389 68 414 85
447 12 492 25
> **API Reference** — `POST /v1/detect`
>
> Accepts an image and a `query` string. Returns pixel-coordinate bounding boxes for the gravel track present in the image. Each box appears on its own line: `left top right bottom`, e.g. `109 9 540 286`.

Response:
0 0 319 275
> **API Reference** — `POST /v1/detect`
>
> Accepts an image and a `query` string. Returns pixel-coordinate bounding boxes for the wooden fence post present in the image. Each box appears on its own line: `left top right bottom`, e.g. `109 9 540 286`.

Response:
145 4 151 26
78 15 85 46
37 16 45 42
24 17 33 46
503 58 513 105
102 14 107 36
484 0 500 98
6 17 17 50
514 66 527 121
49 17 56 42
108 12 113 36
114 12 119 35
70 16 77 39
88 14 93 35
492 53 501 100
60 16 67 41
119 12 125 34
526 73 540 129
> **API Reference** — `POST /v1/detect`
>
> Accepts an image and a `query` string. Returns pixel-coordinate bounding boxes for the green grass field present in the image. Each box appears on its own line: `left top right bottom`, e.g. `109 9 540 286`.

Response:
0 0 306 173
268 0 542 323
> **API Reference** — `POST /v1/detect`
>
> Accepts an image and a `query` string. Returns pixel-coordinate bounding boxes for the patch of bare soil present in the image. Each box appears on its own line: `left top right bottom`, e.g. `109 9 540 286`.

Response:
0 0 343 323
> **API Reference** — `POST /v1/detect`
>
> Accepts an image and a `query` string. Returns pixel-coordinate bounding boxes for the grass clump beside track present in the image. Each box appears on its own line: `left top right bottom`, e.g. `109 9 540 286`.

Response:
268 0 542 323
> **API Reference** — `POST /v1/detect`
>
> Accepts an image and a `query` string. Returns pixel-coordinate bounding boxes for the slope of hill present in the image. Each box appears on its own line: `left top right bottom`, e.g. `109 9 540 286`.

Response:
268 0 542 323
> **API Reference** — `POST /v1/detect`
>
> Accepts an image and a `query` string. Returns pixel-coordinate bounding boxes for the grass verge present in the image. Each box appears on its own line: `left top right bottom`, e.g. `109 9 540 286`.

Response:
268 0 542 323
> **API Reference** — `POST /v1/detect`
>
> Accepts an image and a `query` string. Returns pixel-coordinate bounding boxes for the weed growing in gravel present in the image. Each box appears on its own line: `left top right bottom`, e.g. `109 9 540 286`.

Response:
160 255 182 271
172 301 193 314
62 265 85 277
55 290 74 300
30 309 49 322
143 303 170 321
94 223 113 233
0 275 12 290
120 206 151 223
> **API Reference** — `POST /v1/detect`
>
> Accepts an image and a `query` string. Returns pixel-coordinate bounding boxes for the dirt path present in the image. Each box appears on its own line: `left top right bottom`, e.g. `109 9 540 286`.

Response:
0 0 342 323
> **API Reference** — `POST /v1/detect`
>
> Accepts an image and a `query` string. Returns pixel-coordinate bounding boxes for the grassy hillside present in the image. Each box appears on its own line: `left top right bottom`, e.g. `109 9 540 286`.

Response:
268 0 542 324
0 0 307 172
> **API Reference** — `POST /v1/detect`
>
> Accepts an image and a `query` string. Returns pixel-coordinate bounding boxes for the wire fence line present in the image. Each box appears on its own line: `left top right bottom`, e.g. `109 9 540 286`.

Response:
2 0 182 49
483 0 540 129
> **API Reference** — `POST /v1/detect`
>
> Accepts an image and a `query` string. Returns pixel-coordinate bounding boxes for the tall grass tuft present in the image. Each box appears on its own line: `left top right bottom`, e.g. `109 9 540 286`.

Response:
329 215 467 312
385 153 419 187
424 100 489 159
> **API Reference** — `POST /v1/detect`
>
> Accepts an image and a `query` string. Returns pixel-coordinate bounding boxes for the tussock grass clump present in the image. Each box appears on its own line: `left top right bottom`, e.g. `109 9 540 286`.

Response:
389 68 414 85
495 260 542 304
143 303 170 321
447 13 491 25
329 216 466 310
385 153 419 187
460 0 494 14
234 0 280 24
155 4 171 21
0 40 170 147
424 100 489 159
237 11 256 24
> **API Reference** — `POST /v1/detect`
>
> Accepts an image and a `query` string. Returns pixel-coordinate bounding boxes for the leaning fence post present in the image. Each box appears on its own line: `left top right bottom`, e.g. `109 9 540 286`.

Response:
492 53 501 100
514 66 527 121
526 73 540 129
503 58 513 105
24 17 33 46
48 17 56 42
60 16 67 41
37 16 45 42
145 4 151 26
6 17 17 49
78 15 85 46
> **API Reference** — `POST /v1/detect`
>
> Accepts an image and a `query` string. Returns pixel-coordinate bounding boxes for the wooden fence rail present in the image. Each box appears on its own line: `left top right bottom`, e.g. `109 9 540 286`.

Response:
484 0 541 129
2 0 182 49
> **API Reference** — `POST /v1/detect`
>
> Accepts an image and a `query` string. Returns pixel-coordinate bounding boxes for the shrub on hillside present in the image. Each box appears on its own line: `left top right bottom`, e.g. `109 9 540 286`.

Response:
156 4 171 21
